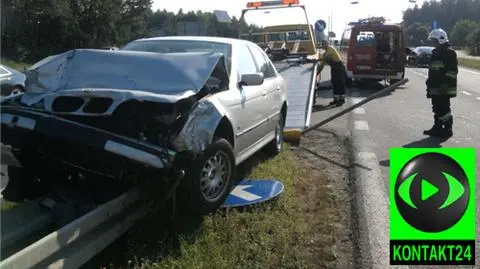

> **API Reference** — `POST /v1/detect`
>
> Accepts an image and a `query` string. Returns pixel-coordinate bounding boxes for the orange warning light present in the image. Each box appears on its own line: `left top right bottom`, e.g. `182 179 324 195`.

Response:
247 1 263 7
246 0 300 8
283 0 299 5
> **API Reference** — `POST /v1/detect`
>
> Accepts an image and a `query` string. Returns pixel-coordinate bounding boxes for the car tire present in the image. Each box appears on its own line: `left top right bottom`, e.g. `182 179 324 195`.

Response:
265 114 284 155
181 137 236 215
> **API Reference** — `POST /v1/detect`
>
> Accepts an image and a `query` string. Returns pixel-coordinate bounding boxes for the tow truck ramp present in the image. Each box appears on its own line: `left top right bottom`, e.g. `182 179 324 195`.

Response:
279 61 317 131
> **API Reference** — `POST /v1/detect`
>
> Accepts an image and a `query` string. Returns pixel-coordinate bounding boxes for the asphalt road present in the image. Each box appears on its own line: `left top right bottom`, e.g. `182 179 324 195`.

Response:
339 66 478 268
308 65 479 268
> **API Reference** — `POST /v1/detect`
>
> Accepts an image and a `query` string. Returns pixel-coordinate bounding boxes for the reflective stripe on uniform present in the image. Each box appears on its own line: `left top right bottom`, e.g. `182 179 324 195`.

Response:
438 112 452 122
430 61 444 70
428 87 457 95
445 71 457 78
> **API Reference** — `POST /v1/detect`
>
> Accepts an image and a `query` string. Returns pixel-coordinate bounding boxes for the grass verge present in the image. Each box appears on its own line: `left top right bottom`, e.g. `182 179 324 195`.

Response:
96 140 349 269
458 57 480 70
100 146 309 269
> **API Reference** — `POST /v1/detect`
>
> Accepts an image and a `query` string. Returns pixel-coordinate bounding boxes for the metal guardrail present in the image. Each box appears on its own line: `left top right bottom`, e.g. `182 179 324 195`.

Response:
0 170 182 269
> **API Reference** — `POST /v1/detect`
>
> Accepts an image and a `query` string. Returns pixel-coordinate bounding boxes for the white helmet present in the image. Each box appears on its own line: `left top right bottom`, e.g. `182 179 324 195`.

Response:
428 28 449 44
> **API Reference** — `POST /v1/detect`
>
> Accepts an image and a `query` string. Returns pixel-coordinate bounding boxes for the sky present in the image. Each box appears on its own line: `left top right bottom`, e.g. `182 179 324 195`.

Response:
151 0 431 39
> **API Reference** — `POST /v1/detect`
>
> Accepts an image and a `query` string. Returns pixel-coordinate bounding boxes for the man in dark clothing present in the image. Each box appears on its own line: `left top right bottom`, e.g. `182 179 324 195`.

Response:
423 28 458 138
318 40 347 106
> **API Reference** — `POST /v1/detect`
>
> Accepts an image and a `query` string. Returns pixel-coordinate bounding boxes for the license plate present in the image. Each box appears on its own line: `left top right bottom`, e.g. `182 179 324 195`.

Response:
356 65 371 70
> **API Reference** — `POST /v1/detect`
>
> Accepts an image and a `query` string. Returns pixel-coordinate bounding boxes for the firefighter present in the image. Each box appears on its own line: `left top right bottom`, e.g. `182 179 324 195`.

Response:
423 28 458 138
318 39 347 106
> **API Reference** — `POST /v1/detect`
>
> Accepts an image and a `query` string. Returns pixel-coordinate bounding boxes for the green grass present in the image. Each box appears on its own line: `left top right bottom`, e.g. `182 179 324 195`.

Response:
1 58 32 71
100 146 316 269
458 57 480 70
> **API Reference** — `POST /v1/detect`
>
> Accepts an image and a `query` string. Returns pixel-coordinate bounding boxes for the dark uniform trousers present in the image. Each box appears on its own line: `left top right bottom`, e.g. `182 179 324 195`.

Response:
330 60 346 100
425 43 457 134
431 96 452 128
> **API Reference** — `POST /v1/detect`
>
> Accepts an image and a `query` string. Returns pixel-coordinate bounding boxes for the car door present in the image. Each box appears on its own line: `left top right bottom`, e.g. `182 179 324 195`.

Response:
228 43 267 154
247 44 282 133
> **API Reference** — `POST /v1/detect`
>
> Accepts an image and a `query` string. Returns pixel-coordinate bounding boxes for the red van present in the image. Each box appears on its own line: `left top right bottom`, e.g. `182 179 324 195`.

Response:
339 18 405 86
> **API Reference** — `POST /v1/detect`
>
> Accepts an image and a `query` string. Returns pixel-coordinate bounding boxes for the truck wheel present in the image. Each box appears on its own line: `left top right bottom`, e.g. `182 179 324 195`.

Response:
265 114 284 155
182 138 235 215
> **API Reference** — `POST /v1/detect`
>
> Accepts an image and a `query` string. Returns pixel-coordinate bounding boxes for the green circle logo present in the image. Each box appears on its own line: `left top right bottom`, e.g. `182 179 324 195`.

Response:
394 152 470 233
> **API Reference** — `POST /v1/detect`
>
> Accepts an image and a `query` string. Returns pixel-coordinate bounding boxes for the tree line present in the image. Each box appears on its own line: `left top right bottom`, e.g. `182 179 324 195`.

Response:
402 0 480 55
0 0 261 63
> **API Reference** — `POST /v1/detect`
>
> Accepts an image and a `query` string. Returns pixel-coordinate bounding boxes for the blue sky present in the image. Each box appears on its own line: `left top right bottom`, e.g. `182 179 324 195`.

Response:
151 0 431 39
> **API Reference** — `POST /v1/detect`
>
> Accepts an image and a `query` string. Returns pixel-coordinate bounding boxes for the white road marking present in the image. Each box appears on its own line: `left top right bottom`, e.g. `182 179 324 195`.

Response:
459 67 480 75
410 70 428 79
462 91 472 96
476 97 480 101
354 120 370 130
354 107 366 114
352 97 365 104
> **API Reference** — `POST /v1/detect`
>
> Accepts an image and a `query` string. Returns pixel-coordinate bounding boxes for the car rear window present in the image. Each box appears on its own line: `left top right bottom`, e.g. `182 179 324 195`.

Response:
355 31 376 47
120 40 232 73
414 47 434 54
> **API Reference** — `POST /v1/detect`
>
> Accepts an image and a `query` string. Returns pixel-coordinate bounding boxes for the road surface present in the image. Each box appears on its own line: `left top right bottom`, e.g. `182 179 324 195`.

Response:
311 65 479 268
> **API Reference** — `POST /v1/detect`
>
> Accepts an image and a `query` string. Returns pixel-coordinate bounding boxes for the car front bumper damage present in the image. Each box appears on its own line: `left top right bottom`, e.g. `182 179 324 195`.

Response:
1 107 178 179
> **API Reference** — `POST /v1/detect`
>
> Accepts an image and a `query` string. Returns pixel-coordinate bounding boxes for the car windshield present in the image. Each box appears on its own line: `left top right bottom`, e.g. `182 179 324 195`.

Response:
414 47 434 54
120 39 232 73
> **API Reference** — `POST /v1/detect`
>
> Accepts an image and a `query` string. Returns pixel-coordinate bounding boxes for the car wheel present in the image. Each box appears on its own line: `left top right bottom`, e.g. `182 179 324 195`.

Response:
265 114 284 155
182 138 236 215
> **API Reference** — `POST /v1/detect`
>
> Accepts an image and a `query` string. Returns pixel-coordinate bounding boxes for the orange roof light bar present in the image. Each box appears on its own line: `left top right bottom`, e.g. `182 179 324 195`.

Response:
246 0 300 8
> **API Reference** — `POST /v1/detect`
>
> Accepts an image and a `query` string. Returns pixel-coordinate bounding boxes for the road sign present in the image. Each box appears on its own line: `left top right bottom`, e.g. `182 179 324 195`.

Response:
432 20 438 29
222 179 284 207
314 19 326 32
214 10 232 23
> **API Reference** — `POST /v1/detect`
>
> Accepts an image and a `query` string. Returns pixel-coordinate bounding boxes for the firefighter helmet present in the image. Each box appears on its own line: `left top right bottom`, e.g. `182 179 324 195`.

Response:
428 28 449 44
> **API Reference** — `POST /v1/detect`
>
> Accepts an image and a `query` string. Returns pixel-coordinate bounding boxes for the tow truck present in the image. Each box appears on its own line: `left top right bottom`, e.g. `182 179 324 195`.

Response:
240 0 324 132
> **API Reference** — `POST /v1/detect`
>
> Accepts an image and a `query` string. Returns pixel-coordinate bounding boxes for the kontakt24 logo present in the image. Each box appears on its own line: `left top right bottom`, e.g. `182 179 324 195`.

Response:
389 148 476 266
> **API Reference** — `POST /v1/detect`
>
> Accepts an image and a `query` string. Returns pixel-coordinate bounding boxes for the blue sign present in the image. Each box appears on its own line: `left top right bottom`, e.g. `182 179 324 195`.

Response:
315 20 326 32
222 179 284 207
432 20 438 29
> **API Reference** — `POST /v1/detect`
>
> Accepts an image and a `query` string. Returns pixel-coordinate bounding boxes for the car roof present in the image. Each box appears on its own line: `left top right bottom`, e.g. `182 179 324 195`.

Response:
130 36 253 46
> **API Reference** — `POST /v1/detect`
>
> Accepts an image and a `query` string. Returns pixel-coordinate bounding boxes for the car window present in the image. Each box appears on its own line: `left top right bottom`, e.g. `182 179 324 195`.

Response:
237 44 258 77
248 44 276 78
120 39 232 74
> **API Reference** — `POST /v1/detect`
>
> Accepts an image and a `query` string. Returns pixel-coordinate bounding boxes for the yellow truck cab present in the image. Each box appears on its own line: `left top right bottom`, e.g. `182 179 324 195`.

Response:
239 0 320 63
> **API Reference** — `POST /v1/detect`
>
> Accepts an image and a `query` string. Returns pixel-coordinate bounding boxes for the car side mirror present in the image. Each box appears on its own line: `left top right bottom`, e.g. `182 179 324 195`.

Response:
239 73 264 87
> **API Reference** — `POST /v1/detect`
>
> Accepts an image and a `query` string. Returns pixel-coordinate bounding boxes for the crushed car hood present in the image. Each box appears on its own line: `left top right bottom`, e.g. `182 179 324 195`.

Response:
19 49 229 105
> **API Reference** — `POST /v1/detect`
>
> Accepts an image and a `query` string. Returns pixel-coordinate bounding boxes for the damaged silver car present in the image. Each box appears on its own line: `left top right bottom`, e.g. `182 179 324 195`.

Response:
0 36 288 214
